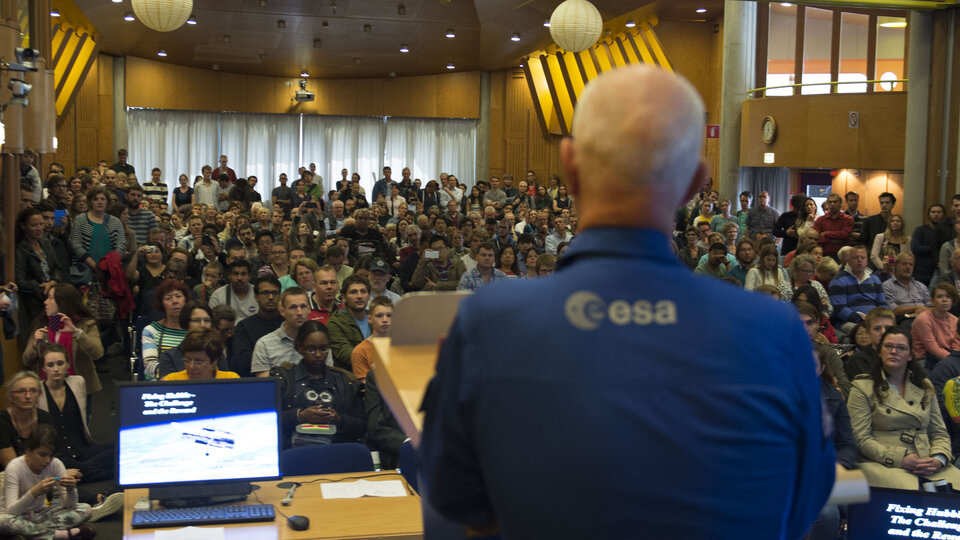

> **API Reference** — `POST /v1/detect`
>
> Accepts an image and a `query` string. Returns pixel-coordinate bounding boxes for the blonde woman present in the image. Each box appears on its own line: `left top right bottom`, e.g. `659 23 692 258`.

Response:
745 244 789 290
871 214 909 269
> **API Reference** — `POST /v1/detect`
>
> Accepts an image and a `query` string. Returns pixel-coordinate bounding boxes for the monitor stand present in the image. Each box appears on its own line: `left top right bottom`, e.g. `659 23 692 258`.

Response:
149 481 253 509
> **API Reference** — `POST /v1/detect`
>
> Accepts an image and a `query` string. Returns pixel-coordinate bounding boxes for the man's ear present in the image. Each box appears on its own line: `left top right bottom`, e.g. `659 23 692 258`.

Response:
560 137 579 197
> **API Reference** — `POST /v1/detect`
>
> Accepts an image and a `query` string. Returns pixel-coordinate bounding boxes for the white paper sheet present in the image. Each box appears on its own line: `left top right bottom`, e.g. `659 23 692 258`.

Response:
155 526 226 540
320 479 408 499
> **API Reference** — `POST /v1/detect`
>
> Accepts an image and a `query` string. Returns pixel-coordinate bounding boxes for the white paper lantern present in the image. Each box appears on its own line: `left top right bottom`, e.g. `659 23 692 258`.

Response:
132 0 193 32
549 0 603 53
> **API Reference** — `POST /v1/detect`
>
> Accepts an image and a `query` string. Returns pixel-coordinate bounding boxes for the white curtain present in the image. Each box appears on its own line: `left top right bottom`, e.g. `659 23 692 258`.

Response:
127 109 219 187
383 117 477 186
220 113 300 202
128 110 478 204
302 115 385 197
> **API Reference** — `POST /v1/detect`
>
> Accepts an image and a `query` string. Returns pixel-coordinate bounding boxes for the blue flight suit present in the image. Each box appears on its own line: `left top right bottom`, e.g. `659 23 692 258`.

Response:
421 227 835 539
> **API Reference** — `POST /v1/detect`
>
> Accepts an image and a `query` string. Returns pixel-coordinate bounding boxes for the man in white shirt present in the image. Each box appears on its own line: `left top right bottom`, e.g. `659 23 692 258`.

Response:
208 260 259 321
545 216 574 255
251 287 312 376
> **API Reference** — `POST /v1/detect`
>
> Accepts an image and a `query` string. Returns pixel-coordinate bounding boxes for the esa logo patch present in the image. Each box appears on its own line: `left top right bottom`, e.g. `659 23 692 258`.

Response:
564 291 677 330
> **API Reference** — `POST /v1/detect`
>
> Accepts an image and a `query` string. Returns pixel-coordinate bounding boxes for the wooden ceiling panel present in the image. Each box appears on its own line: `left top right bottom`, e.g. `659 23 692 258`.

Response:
72 0 724 79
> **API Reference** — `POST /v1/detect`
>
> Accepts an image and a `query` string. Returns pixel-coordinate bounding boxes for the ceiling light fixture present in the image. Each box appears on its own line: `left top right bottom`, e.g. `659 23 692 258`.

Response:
123 12 135 21
446 62 455 69
399 44 409 53
157 49 168 57
112 0 122 3
625 20 636 28
300 70 308 77
880 20 907 28
278 19 286 29
186 14 197 25
132 0 192 32
696 8 707 13
50 9 60 16
510 33 520 41
445 28 455 38
780 2 793 6
543 20 550 27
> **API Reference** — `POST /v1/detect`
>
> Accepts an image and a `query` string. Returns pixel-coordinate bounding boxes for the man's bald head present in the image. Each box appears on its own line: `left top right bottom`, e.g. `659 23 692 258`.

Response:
564 66 706 232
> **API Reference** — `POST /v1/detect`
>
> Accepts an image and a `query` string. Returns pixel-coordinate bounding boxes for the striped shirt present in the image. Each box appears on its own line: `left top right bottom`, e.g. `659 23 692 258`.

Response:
142 322 187 379
69 213 126 262
143 181 169 203
127 208 158 247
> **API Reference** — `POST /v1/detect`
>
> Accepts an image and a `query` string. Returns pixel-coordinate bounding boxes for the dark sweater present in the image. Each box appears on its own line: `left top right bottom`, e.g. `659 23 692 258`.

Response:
231 311 283 377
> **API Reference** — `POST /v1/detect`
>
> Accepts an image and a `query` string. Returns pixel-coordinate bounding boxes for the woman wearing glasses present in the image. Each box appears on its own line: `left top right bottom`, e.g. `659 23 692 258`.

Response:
162 328 238 381
848 327 960 489
0 372 54 468
157 302 231 379
271 321 364 448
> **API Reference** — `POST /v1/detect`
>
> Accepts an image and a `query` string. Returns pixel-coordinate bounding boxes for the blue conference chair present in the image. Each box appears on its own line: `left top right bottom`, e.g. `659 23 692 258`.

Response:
280 443 375 476
398 440 418 493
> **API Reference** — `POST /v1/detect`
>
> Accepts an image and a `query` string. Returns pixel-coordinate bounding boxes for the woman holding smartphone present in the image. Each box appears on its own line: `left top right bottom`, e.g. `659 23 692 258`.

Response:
21 284 103 400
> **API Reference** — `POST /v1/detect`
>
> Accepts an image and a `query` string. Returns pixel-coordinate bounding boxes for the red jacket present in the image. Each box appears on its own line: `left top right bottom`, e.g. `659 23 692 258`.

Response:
98 251 135 318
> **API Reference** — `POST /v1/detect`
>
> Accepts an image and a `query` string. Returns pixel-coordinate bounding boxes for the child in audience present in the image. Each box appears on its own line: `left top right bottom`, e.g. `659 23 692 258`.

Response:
0 424 95 539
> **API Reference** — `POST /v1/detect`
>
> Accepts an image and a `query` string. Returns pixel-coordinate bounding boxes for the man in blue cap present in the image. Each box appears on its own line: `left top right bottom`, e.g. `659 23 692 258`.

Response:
420 65 835 539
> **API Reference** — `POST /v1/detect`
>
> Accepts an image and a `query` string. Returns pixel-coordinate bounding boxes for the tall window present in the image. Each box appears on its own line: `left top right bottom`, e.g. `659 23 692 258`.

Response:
838 13 869 93
801 7 833 95
876 16 906 92
766 3 798 96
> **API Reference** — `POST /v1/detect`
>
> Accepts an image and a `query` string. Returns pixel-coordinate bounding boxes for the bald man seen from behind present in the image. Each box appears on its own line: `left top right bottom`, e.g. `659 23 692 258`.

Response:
420 65 835 539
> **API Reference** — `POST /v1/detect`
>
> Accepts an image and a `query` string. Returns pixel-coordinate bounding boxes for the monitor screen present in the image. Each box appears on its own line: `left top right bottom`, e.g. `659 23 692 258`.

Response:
116 378 281 488
848 486 960 539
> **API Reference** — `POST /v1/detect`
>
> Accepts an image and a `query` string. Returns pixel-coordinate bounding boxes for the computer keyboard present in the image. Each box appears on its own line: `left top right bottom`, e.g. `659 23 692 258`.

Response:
130 503 276 529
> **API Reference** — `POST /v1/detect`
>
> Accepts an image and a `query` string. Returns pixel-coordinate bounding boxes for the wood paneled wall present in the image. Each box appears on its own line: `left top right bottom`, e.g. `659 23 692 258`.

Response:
741 93 907 169
832 169 904 217
125 56 481 119
54 53 113 170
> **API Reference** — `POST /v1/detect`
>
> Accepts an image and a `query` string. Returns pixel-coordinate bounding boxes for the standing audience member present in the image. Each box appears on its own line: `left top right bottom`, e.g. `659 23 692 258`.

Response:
70 187 126 275
861 192 896 255
813 193 854 260
870 214 909 270
912 204 945 286
745 190 779 238
125 185 157 248
15 208 66 336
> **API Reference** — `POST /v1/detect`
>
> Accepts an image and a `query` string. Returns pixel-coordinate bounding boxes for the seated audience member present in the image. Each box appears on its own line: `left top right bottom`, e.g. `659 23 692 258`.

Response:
808 344 857 540
695 233 736 269
845 307 896 381
364 369 407 470
231 277 284 377
351 297 393 382
745 244 788 291
0 424 94 539
829 244 889 336
367 258 401 303
157 302 229 378
328 275 372 371
457 242 507 291
677 226 704 270
754 284 780 298
413 234 461 290
883 253 931 325
930 331 960 458
694 243 729 278
535 253 557 277
272 321 364 448
911 283 960 369
284 257 319 293
163 329 239 380
211 305 237 360
791 286 838 344
496 244 521 277
36 344 113 482
325 245 353 288
936 251 960 317
307 266 340 324
251 287 315 376
0 372 55 468
848 327 960 490
208 259 259 322
795 302 850 396
193 261 222 304
141 278 190 380
816 257 840 290
22 283 103 399
725 238 756 285
779 255 832 317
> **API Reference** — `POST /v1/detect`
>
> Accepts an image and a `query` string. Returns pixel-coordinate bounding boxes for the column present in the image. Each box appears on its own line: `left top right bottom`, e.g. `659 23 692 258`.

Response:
718 0 757 201
904 11 931 230
113 56 128 156
475 71 491 185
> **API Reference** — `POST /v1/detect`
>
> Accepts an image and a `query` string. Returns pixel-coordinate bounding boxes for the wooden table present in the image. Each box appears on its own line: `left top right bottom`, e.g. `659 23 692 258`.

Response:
122 471 424 539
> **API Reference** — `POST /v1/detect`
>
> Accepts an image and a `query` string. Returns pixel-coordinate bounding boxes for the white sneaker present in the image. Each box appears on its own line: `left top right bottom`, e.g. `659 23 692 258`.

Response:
90 492 124 522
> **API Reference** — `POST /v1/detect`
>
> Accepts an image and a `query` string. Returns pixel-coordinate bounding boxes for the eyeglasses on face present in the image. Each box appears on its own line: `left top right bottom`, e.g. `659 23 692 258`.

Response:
882 343 909 353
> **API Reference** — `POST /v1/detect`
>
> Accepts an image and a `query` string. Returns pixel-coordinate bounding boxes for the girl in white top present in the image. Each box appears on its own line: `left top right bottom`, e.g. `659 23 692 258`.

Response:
746 244 789 291
871 214 910 270
0 424 93 539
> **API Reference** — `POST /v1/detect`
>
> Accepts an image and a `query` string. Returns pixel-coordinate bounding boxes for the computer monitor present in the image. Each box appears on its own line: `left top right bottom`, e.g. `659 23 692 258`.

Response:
116 378 282 506
848 486 960 539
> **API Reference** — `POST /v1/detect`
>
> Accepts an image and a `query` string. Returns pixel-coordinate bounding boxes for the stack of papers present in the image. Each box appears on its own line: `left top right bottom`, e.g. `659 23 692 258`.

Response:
320 480 408 499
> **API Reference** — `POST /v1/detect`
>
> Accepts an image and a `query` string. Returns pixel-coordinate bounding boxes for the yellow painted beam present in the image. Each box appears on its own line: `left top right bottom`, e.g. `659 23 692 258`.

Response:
56 34 97 115
626 33 656 65
641 24 672 71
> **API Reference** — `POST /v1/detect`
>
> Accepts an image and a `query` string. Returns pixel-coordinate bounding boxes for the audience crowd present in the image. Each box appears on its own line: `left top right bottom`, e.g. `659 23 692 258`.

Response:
10 147 960 538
